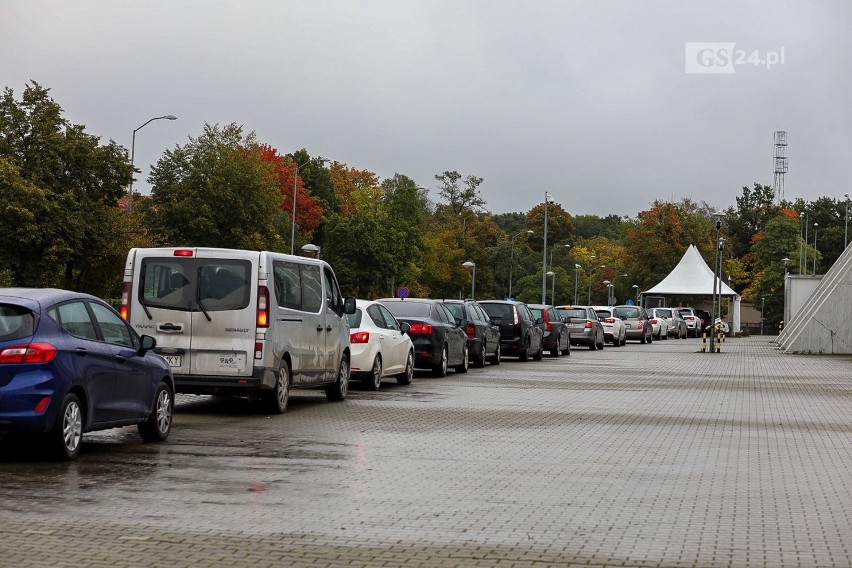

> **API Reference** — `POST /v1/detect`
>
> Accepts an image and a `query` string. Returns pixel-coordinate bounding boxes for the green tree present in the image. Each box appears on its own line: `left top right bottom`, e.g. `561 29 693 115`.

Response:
0 82 134 294
434 170 486 215
149 123 285 250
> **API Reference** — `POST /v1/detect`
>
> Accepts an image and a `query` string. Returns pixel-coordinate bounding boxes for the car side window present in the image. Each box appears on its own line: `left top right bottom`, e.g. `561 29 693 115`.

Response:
378 305 401 331
366 305 386 329
436 303 453 324
52 301 99 341
518 305 530 322
90 302 135 347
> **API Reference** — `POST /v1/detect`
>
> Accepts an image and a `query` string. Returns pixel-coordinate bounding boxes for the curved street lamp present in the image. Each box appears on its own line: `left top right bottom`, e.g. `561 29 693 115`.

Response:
129 114 177 210
586 264 605 305
573 264 582 305
463 261 476 299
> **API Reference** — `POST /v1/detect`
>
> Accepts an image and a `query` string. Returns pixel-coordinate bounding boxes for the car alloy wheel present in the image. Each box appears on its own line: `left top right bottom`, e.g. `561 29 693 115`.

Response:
366 356 382 391
51 393 83 460
139 383 174 441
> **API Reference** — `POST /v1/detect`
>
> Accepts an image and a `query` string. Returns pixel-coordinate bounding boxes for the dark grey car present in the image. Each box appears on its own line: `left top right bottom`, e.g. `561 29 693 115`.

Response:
478 301 544 361
442 300 502 367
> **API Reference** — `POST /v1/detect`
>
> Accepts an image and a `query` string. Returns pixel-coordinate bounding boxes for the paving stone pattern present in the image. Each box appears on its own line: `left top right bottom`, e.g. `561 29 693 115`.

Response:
1 336 851 567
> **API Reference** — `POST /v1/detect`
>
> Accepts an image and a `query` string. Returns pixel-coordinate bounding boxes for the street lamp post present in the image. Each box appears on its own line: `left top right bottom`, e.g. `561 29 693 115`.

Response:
508 230 534 299
761 296 765 336
845 193 850 248
710 212 724 354
573 264 581 305
798 211 804 274
803 209 810 274
546 271 555 305
463 261 476 299
301 243 320 259
813 222 818 274
129 114 177 210
541 192 553 304
290 157 328 255
586 264 606 305
602 280 612 306
632 284 639 305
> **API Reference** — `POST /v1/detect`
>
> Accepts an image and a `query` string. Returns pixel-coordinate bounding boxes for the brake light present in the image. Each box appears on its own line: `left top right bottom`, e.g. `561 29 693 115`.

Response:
514 309 519 325
0 343 57 364
257 286 270 328
649 319 658 324
605 318 615 324
173 249 194 257
585 320 593 329
545 321 553 331
465 324 475 338
120 282 130 320
637 322 644 330
409 323 433 335
254 342 263 360
350 331 370 343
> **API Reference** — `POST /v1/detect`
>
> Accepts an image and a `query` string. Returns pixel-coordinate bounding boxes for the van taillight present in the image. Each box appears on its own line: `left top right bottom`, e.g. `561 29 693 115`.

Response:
0 343 57 364
173 249 193 257
120 282 130 320
254 342 263 360
257 286 270 328
465 324 475 338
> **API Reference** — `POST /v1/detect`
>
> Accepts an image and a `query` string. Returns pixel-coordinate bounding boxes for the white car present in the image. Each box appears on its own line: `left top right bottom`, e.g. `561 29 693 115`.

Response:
347 299 415 390
591 306 627 346
647 308 670 340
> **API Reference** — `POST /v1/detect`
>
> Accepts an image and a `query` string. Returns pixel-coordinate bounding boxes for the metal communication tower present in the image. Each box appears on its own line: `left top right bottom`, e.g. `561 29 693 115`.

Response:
773 131 788 203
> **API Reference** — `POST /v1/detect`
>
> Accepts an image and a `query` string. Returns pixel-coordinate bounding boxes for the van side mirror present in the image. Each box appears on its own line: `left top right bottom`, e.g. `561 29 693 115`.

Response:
139 334 156 353
343 297 356 314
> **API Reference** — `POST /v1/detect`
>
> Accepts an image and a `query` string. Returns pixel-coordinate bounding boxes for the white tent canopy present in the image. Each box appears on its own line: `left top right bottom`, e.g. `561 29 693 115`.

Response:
643 245 741 333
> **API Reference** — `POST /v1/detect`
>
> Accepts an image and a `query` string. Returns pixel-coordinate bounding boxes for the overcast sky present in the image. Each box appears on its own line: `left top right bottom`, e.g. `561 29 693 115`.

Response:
4 1 851 217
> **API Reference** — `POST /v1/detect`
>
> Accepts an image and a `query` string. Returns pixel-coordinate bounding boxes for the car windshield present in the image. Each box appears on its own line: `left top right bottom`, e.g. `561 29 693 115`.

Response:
346 309 363 329
614 306 641 319
0 304 36 341
443 303 464 320
559 308 586 319
383 301 431 319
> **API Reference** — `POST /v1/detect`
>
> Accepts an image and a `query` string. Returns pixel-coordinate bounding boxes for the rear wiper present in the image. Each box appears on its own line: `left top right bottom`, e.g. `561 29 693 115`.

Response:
195 267 212 321
138 297 153 320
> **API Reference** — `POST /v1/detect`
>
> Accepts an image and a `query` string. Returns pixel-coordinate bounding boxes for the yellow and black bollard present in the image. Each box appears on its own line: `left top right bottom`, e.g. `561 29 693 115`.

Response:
715 330 721 352
701 329 707 352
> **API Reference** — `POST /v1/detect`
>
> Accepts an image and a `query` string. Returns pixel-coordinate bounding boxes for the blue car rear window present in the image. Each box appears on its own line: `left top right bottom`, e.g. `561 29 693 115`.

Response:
0 304 36 341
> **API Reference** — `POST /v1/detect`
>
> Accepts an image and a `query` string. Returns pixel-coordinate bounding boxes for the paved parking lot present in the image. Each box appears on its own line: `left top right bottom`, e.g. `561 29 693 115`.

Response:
2 335 852 567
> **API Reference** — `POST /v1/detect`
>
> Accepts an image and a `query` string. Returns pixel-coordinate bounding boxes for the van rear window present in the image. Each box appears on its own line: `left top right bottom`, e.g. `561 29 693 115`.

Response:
140 258 251 312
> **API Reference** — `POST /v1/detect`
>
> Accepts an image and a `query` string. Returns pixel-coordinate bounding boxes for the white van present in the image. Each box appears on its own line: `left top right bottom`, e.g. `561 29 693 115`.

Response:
120 247 356 414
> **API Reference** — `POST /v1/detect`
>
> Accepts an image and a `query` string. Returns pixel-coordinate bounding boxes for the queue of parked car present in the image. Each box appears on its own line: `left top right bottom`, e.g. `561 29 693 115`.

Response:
0 246 715 461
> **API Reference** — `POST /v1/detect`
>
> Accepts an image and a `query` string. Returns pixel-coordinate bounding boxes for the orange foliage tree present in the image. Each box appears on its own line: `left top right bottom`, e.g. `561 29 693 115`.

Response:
258 144 324 242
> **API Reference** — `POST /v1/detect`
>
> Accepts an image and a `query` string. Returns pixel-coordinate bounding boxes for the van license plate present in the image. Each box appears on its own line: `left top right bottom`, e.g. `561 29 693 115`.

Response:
163 355 182 367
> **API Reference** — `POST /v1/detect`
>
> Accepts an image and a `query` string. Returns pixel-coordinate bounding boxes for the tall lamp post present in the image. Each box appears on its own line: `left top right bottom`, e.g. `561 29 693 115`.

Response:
845 193 850 248
803 209 810 274
632 284 639 305
573 264 582 305
710 212 724 354
586 264 606 305
798 211 804 274
813 222 818 274
546 271 555 304
760 296 766 336
602 280 613 306
129 114 177 210
290 157 328 255
541 192 553 304
463 261 476 299
508 230 534 299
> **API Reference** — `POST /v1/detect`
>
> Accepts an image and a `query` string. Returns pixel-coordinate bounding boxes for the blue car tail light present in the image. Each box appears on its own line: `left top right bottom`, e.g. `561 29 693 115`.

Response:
0 342 57 364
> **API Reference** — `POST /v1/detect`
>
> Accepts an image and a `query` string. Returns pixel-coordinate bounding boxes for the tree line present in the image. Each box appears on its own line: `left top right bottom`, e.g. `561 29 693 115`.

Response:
2 82 849 331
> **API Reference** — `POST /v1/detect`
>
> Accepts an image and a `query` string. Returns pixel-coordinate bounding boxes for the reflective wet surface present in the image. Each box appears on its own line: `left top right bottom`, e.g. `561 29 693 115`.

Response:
2 337 852 567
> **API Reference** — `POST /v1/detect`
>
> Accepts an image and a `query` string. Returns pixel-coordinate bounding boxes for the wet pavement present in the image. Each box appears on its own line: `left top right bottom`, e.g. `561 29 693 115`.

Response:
2 335 852 567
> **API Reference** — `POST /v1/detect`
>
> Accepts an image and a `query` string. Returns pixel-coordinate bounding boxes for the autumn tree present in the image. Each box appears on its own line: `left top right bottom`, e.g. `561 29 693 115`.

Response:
434 170 486 215
149 123 284 250
0 82 134 295
329 161 379 217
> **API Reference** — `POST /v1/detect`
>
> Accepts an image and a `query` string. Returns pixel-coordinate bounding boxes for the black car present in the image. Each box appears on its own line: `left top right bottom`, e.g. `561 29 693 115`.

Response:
442 300 502 367
478 300 544 361
527 304 571 357
378 298 468 377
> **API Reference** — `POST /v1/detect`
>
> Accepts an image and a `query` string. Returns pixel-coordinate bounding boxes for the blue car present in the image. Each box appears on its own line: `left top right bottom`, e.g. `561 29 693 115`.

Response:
0 288 175 460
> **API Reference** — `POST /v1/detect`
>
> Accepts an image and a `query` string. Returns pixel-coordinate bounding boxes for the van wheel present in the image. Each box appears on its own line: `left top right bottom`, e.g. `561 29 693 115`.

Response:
326 355 349 401
265 361 290 414
456 343 469 373
365 356 382 391
397 351 414 385
432 345 448 377
49 393 83 460
138 383 174 442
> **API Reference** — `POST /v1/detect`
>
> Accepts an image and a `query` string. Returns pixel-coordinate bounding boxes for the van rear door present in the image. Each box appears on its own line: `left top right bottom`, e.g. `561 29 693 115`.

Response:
190 250 257 377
